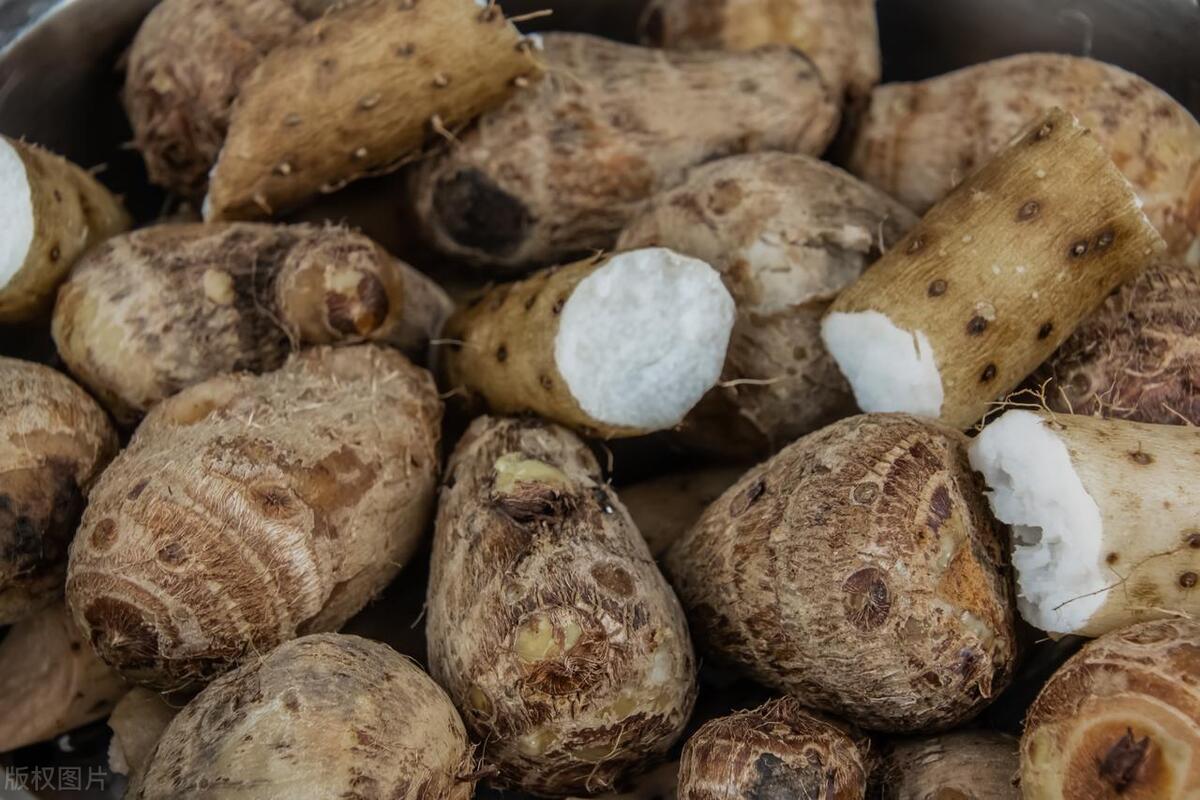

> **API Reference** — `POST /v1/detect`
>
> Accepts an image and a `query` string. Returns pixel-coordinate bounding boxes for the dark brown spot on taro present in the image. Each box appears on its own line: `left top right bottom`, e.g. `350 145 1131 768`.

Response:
591 563 634 597
1099 729 1151 793
53 189 62 202
842 567 891 630
127 479 150 501
730 479 766 517
851 482 878 505
1033 122 1054 141
1180 572 1197 589
254 486 295 518
1129 450 1153 465
432 168 531 256
494 483 575 525
90 518 118 550
552 297 566 314
1038 321 1054 340
524 294 537 311
1018 200 1040 221
84 597 160 671
396 43 415 57
1186 532 1200 548
980 363 997 382
496 345 508 363
1069 240 1089 258
157 542 186 566
748 752 822 800
326 274 389 336
49 245 61 262
1107 552 1119 565
539 375 553 391
1096 229 1116 250
927 279 947 297
967 315 988 335
926 485 952 532
908 236 925 254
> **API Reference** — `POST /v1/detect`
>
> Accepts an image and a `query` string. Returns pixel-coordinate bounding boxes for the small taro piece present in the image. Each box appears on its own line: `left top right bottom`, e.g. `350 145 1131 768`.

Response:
66 345 442 692
969 409 1200 637
677 696 870 800
822 108 1166 430
441 248 736 439
1020 618 1200 799
204 0 542 220
0 136 130 322
426 416 696 796
666 413 1017 732
873 730 1019 800
130 634 475 800
52 222 452 425
107 688 179 784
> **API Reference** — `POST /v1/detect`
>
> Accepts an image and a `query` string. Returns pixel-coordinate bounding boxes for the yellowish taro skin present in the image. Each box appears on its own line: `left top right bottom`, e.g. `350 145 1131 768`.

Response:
1021 618 1200 800
427 416 697 796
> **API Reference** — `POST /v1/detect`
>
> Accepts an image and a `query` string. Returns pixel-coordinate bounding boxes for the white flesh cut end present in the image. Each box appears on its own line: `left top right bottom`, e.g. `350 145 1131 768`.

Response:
0 138 35 290
821 310 944 418
555 247 735 430
968 409 1107 634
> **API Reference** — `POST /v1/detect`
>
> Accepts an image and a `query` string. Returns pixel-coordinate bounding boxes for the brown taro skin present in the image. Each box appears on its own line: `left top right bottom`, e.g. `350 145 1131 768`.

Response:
0 357 117 625
66 345 442 693
427 416 697 796
872 730 1019 800
1036 262 1200 426
1020 618 1200 799
131 634 475 800
677 696 870 800
666 413 1017 732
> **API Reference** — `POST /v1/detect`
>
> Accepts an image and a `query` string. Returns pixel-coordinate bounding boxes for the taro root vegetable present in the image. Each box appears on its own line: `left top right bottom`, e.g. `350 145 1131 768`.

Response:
0 357 117 624
846 54 1200 263
1021 618 1200 799
410 33 840 271
618 152 918 455
52 222 452 425
0 603 127 752
131 634 474 800
822 108 1166 430
619 467 744 557
969 409 1200 638
677 697 869 800
427 416 696 795
442 248 735 439
874 730 1019 800
1035 262 1200 426
108 688 178 783
123 0 339 197
666 413 1017 732
639 0 880 102
66 345 441 692
204 0 541 221
0 136 130 322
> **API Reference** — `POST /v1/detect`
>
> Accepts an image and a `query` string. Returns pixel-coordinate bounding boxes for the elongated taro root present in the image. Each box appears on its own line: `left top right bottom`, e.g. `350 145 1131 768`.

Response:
0 357 117 624
0 136 130 322
1021 618 1200 799
427 416 696 795
640 0 879 102
66 345 441 692
123 0 338 197
1035 262 1200 426
822 108 1166 430
846 54 1200 262
619 467 744 557
442 248 735 438
52 223 452 425
618 153 918 455
131 634 474 799
667 413 1017 731
0 603 127 752
204 0 541 220
677 697 869 800
873 731 1018 800
411 33 839 271
108 688 178 783
969 409 1200 637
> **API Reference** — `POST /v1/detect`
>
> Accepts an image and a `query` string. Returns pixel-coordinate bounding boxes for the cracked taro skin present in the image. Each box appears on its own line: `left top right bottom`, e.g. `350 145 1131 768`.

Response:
665 413 1017 732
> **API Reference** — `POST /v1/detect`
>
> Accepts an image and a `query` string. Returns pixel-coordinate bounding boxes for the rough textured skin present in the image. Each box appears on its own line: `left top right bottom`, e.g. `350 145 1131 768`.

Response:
410 33 839 272
847 54 1200 264
1021 618 1200 799
0 137 131 322
872 730 1018 800
618 153 917 455
639 0 880 102
205 0 541 220
0 602 127 752
1035 262 1200 426
66 346 442 692
131 634 474 800
666 413 1017 732
677 697 869 800
123 0 336 197
108 688 179 783
0 357 117 624
619 467 745 558
52 223 452 425
427 417 697 796
828 109 1166 430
